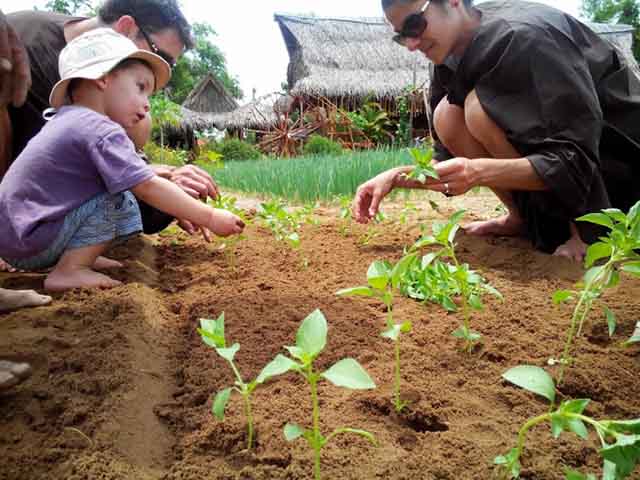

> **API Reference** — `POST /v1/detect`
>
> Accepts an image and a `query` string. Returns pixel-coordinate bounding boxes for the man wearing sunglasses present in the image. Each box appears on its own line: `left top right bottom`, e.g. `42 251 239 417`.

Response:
1 0 220 243
353 0 640 262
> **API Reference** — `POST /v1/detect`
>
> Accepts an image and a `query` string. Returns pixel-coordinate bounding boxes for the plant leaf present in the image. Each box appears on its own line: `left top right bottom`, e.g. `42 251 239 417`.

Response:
216 343 240 362
602 208 627 224
367 261 391 290
502 365 556 403
600 419 640 435
552 290 574 305
577 213 614 229
256 354 298 384
296 309 327 358
381 324 401 341
600 434 640 478
624 322 640 346
622 262 640 278
604 306 617 337
284 423 305 441
328 427 377 446
336 286 374 297
584 242 613 268
321 358 376 389
564 469 596 480
198 313 226 348
212 387 232 420
391 253 417 289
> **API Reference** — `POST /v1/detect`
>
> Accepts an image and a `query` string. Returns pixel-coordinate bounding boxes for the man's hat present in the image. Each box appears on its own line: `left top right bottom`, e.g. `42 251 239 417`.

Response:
49 28 171 108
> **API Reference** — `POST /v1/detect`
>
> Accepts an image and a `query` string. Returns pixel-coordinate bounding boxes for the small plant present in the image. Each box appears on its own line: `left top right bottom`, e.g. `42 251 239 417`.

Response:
303 134 343 156
198 313 293 450
258 199 302 250
337 257 416 412
404 147 438 184
357 211 386 246
210 194 249 269
410 210 502 352
269 309 376 480
552 201 640 384
337 195 353 237
494 365 640 479
399 201 419 225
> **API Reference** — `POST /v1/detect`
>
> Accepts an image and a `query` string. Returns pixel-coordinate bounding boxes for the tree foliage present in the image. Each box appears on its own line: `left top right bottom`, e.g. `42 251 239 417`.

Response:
167 23 243 104
45 0 94 15
582 0 640 60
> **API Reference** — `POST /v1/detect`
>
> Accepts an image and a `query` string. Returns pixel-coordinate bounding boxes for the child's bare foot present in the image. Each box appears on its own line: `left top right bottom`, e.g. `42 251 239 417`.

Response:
93 256 123 270
0 288 52 312
44 267 122 291
464 213 525 237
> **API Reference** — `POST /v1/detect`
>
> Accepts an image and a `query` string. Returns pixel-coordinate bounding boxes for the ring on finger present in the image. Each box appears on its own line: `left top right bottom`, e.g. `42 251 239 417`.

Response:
444 182 450 195
0 57 12 72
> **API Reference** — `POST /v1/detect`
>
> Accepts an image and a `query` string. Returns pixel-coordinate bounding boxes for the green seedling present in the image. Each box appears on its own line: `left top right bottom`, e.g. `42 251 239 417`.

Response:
337 257 416 412
357 211 386 246
210 194 249 269
198 313 292 450
552 201 640 384
271 309 376 480
258 199 302 250
410 210 502 352
494 365 640 480
405 147 439 184
399 201 419 225
337 195 352 237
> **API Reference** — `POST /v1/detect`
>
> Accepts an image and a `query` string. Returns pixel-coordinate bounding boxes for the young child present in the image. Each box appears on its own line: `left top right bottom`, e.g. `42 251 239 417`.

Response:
0 28 244 291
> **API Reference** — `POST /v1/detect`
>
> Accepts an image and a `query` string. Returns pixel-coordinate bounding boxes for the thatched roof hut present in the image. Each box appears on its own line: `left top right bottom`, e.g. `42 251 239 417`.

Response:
274 13 639 103
211 92 295 131
183 73 238 114
274 14 430 102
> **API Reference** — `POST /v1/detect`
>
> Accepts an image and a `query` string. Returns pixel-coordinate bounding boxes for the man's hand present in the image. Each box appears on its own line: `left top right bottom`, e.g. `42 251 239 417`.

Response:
207 209 245 237
170 164 220 200
0 9 31 109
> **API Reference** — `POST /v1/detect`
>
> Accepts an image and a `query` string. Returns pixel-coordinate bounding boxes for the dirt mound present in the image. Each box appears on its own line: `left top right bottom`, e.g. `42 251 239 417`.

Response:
1 201 638 479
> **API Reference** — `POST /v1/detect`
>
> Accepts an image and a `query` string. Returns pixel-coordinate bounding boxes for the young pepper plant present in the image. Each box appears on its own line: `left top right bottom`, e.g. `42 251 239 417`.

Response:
198 313 293 450
552 201 640 384
273 309 377 480
404 147 439 184
210 194 249 270
410 210 502 352
494 365 640 480
336 257 416 412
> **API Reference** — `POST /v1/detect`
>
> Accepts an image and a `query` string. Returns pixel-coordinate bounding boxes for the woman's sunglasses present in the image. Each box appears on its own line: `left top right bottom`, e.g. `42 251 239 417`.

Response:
392 0 430 46
136 21 177 68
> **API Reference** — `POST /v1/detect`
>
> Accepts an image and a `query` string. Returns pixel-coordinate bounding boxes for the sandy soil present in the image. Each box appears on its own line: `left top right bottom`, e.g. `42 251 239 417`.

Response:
1 191 638 480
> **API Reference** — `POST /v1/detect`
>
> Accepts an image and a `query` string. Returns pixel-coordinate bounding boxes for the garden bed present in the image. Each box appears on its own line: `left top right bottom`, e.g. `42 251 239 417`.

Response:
1 193 638 480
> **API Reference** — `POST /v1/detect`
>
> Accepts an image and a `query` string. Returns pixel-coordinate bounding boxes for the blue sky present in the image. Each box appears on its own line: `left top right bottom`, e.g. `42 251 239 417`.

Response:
4 0 583 102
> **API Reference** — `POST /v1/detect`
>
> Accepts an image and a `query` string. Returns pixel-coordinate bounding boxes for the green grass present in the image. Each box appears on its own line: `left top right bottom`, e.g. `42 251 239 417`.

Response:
205 148 413 203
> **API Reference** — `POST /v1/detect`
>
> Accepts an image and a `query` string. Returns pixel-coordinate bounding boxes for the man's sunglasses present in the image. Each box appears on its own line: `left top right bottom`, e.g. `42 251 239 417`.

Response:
392 0 430 46
136 21 177 67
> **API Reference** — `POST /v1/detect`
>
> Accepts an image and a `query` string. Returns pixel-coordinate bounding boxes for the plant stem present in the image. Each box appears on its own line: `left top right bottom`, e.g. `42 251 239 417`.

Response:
243 392 254 450
449 248 473 352
513 412 552 466
558 260 613 385
308 365 322 480
393 337 403 412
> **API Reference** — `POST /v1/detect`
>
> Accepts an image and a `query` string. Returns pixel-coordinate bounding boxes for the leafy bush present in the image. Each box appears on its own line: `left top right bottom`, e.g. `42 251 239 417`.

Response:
303 134 343 156
214 138 262 161
143 142 189 167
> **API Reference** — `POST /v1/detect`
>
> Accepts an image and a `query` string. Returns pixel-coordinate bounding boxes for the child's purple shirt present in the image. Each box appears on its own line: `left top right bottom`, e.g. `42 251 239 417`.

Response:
0 106 154 259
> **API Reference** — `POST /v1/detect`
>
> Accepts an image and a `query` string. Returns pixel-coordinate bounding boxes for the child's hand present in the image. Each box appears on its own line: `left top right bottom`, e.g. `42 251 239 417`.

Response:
209 209 245 237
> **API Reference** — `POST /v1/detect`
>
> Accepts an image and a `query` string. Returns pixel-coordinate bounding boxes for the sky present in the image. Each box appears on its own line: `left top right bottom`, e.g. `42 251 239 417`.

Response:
4 0 583 104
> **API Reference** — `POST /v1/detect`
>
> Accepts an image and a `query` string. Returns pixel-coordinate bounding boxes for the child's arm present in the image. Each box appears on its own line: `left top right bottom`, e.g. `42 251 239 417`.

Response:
131 176 244 237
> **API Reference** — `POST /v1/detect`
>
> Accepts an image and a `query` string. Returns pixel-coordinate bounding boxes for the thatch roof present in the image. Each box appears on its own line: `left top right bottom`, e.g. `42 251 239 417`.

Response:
274 14 430 100
210 92 294 130
274 13 639 100
182 73 238 113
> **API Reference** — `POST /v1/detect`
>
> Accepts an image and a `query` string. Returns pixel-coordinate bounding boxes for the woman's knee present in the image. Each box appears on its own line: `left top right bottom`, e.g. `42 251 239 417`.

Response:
433 97 465 149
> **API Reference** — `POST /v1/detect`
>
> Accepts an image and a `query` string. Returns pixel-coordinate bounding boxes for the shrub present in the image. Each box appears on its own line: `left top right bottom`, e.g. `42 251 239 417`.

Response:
303 134 343 156
214 138 262 161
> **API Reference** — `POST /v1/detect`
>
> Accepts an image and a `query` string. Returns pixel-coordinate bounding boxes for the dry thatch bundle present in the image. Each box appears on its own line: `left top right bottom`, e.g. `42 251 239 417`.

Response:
211 92 295 130
274 14 431 101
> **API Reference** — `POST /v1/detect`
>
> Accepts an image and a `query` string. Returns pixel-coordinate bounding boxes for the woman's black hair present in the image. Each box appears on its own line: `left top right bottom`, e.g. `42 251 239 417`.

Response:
98 0 194 49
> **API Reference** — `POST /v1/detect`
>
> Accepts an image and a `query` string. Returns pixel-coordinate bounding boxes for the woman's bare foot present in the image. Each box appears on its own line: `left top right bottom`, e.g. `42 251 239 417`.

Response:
0 288 52 312
44 267 122 292
464 213 525 237
553 223 587 262
0 360 32 392
93 256 123 270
